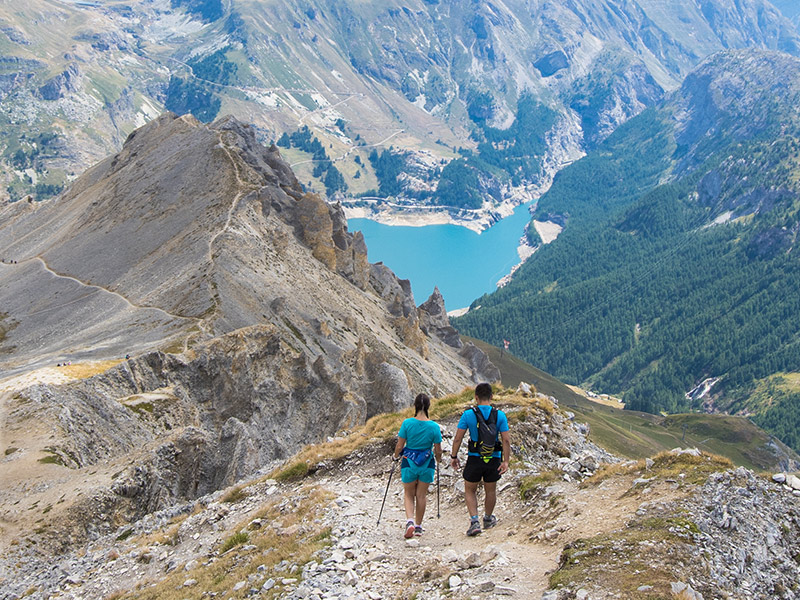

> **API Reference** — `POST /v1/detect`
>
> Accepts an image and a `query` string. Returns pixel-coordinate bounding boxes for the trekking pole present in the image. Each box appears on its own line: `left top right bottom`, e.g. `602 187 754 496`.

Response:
436 459 441 518
377 458 398 527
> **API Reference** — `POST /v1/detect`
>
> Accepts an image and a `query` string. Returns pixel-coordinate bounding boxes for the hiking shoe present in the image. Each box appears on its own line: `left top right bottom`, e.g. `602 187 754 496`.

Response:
483 515 497 529
414 525 423 536
404 521 415 539
466 520 482 536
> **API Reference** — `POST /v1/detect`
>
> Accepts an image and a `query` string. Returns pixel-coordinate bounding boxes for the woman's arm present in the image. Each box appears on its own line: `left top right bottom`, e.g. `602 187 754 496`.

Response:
393 436 406 460
433 442 442 464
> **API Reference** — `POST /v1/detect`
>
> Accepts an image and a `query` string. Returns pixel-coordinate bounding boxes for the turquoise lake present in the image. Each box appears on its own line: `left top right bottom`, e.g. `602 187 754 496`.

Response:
348 202 533 311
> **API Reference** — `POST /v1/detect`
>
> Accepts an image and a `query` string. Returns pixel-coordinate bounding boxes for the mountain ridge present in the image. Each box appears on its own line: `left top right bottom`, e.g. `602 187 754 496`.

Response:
4 386 800 600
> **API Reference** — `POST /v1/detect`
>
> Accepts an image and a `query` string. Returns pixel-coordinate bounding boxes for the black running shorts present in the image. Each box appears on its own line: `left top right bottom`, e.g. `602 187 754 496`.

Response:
462 455 501 483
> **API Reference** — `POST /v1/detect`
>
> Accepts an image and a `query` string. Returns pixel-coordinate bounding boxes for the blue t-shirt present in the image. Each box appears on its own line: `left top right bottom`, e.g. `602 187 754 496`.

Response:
398 418 442 450
457 405 509 458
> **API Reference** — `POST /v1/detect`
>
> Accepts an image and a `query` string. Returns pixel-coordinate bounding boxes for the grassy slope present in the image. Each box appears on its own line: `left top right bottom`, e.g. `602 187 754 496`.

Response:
464 336 795 471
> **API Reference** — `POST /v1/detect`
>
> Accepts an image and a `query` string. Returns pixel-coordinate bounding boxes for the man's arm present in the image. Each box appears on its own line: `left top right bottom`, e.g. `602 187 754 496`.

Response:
450 427 467 469
498 430 511 474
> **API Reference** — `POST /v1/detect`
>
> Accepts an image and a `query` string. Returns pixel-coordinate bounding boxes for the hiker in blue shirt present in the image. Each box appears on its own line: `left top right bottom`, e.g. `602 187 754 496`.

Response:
449 383 511 536
393 393 443 539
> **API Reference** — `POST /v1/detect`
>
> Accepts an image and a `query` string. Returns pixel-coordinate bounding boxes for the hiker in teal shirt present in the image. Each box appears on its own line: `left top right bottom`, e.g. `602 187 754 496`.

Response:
393 393 443 539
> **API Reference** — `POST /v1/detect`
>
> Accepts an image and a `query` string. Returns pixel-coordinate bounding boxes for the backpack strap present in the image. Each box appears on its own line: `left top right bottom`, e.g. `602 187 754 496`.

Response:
473 406 497 428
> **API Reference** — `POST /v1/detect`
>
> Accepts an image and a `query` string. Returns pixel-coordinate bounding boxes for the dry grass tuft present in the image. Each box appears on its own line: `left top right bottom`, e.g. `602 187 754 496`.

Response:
549 513 702 597
519 470 560 501
61 360 123 380
221 486 249 504
588 450 734 487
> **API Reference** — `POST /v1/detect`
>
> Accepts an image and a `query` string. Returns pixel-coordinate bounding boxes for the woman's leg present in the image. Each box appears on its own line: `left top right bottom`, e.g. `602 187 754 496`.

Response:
403 480 418 520
414 481 430 525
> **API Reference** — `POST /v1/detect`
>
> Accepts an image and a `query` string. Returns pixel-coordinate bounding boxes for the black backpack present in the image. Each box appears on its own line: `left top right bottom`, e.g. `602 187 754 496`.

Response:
468 407 503 463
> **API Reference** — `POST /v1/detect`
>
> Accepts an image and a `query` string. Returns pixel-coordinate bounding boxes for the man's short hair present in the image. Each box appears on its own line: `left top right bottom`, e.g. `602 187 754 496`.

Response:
475 382 493 401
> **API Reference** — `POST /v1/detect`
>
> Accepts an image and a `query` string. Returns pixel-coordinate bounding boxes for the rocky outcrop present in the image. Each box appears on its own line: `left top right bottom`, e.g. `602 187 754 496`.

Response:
37 63 81 100
9 320 442 523
418 287 463 349
670 467 800 598
672 50 800 171
459 342 501 384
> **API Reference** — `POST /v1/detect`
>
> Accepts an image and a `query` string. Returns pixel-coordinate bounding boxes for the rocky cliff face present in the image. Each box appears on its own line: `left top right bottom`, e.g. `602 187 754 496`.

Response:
0 113 496 551
670 49 800 172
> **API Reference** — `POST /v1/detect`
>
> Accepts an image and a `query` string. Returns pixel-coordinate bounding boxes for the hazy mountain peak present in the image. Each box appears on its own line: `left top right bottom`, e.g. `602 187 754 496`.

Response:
670 48 800 169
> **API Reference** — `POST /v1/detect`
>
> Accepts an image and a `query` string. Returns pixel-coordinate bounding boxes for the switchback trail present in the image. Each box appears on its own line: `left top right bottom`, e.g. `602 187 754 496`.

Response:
28 256 196 325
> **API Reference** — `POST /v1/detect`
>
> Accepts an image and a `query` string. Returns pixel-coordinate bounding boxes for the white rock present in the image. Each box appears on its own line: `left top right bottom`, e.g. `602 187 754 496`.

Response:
449 575 462 588
671 581 703 599
787 475 800 490
576 589 590 599
441 549 459 562
184 560 198 571
344 570 359 586
406 539 420 548
671 448 701 457
773 473 787 484
233 581 246 591
183 579 197 587
262 578 276 591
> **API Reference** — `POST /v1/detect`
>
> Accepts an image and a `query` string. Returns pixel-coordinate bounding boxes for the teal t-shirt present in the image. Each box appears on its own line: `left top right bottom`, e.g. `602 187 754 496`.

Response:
398 418 442 450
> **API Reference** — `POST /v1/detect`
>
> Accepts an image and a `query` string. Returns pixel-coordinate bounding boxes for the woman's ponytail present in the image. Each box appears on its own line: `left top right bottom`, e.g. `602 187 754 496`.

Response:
414 393 431 417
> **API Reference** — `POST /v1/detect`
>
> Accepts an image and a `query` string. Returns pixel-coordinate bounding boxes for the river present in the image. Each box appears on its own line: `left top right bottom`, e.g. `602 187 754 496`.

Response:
348 202 533 312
